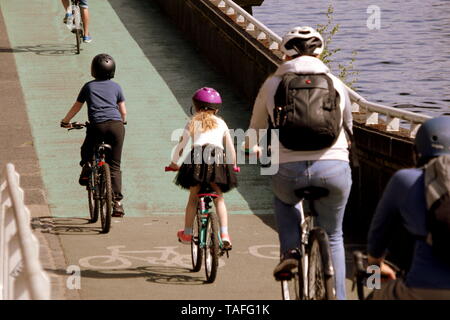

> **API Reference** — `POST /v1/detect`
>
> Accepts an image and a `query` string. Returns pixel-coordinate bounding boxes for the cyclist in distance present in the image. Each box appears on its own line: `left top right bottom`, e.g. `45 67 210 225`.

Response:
167 87 238 249
367 116 450 299
61 53 127 217
61 0 92 43
245 26 354 300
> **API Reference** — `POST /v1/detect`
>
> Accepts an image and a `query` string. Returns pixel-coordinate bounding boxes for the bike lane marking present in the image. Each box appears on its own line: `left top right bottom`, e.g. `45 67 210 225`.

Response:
77 244 280 270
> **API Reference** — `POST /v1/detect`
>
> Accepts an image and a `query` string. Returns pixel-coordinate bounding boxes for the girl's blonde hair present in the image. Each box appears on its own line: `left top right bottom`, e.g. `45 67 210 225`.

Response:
188 109 218 135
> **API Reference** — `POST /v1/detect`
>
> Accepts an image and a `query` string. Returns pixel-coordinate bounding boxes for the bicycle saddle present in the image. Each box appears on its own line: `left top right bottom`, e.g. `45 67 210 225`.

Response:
198 184 219 198
294 186 329 200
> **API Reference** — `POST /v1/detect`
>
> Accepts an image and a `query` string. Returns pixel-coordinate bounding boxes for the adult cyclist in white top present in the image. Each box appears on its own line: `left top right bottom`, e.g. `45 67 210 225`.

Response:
246 26 354 300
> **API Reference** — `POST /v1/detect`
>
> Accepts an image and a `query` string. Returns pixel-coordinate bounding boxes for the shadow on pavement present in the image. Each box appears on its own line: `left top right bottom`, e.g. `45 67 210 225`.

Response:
47 265 206 285
32 216 103 235
0 44 78 55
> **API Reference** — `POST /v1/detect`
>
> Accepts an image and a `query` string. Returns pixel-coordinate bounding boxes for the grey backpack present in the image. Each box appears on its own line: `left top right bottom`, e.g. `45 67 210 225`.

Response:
272 72 342 151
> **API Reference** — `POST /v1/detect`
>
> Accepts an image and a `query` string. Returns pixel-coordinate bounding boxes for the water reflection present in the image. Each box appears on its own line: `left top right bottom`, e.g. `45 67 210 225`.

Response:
253 0 450 116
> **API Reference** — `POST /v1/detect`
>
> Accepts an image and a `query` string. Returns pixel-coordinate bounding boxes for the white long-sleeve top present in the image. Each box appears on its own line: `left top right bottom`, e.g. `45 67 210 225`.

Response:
171 115 236 165
248 55 353 164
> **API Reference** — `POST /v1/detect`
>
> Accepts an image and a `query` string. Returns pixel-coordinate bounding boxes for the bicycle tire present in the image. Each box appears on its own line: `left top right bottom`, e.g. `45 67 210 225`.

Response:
281 270 301 300
307 228 336 300
191 211 203 272
99 163 112 234
87 181 98 223
75 29 81 54
204 212 219 283
73 5 82 54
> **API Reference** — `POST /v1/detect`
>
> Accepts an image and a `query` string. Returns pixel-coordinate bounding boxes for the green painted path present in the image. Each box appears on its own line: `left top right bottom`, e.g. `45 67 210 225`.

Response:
1 0 273 218
0 0 361 300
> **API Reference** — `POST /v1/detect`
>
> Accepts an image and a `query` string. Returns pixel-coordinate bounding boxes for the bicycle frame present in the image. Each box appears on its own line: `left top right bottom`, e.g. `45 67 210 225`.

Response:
297 200 310 299
87 144 109 197
70 0 83 54
281 191 335 300
197 193 227 255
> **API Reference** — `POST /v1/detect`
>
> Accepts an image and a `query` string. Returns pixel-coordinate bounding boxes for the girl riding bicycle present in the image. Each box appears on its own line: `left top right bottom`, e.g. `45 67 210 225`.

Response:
60 53 127 217
167 87 238 249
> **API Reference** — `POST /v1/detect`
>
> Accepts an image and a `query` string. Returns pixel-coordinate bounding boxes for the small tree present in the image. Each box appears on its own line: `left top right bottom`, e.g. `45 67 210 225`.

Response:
316 4 359 88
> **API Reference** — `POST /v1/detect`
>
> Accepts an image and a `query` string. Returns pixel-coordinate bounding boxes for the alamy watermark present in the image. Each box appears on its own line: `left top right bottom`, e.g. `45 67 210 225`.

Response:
367 5 381 30
366 265 381 289
66 265 81 290
170 128 280 175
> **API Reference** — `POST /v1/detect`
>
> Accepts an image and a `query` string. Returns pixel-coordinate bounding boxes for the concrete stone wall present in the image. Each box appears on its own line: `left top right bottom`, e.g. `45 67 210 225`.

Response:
152 0 416 241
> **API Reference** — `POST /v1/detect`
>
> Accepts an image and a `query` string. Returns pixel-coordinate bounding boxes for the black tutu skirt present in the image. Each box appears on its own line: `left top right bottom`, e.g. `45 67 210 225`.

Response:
174 145 238 193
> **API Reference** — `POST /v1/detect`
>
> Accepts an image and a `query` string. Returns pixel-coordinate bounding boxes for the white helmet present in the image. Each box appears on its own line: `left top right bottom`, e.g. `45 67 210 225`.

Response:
280 26 324 57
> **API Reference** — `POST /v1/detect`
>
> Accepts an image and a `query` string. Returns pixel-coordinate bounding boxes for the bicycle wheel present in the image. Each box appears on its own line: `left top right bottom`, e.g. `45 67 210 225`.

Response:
73 5 82 54
191 211 203 272
204 212 219 283
87 179 98 223
281 270 301 300
75 28 82 54
307 228 336 300
98 163 113 234
280 251 306 300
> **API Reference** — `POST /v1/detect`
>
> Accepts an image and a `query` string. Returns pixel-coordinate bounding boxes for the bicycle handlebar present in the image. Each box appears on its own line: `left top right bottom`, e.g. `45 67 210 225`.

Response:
67 122 87 130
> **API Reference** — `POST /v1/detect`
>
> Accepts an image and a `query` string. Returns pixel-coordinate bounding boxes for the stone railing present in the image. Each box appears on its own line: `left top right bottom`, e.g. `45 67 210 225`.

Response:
209 0 282 53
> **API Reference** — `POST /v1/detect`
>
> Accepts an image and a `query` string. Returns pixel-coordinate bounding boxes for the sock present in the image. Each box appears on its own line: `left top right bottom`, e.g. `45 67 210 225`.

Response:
220 226 228 235
184 227 193 235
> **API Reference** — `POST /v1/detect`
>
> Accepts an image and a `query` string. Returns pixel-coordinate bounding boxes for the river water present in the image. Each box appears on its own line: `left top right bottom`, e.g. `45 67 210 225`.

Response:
253 0 450 117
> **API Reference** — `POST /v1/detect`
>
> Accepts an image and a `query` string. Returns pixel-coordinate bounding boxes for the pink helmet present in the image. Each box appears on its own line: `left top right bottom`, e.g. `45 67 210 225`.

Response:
192 87 222 110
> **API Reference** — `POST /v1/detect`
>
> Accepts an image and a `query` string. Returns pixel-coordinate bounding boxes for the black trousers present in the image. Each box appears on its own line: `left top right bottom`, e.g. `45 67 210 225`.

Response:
80 120 125 201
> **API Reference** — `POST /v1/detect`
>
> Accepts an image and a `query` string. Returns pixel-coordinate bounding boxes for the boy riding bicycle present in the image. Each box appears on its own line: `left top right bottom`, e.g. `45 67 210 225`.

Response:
61 53 127 217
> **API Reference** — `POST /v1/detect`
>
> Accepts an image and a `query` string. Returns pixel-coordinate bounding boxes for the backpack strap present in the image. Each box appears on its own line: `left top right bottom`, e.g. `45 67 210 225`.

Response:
343 121 359 167
321 74 337 110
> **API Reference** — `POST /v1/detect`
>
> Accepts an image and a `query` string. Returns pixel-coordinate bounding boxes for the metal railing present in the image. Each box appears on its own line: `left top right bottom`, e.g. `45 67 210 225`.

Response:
208 0 432 138
0 163 50 300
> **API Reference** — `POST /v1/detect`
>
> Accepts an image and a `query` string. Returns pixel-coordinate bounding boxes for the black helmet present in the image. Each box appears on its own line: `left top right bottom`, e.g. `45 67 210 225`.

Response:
415 116 450 162
91 53 115 80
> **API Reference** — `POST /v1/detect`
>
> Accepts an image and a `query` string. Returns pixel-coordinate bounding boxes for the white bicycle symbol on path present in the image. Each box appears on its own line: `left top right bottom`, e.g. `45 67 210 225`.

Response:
79 245 194 270
247 244 279 260
78 244 279 270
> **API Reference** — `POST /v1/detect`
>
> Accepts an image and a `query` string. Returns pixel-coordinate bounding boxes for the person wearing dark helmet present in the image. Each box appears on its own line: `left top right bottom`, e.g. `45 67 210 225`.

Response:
367 116 450 299
61 53 127 217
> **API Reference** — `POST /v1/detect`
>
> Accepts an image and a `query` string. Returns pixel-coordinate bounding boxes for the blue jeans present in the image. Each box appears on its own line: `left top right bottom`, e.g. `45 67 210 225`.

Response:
77 0 88 8
271 160 352 300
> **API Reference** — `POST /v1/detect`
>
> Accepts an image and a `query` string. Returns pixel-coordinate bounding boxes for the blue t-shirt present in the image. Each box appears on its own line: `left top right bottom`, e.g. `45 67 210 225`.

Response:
77 80 125 124
368 168 450 289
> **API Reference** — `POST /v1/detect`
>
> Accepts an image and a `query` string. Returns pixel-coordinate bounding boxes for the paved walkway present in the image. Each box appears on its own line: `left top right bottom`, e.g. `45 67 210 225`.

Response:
0 0 359 300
